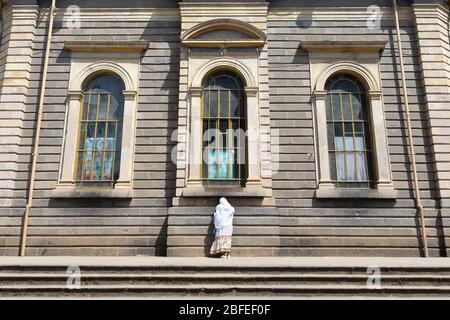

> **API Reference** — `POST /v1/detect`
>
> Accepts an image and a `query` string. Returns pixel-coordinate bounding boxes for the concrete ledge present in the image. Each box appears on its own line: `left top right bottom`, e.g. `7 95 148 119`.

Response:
0 257 449 268
315 188 397 200
181 185 268 198
168 207 278 216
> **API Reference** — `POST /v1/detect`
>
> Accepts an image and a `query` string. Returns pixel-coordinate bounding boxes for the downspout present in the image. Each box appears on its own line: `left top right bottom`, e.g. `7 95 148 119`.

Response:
393 0 428 257
0 1 4 47
19 0 56 256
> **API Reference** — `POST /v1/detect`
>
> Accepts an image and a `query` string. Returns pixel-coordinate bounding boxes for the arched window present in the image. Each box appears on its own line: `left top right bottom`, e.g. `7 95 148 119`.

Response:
325 74 374 188
202 70 246 187
75 74 125 188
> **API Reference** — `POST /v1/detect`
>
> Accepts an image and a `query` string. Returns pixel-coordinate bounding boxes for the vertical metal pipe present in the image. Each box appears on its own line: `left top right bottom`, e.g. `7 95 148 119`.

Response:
393 0 428 257
19 0 56 256
0 1 4 46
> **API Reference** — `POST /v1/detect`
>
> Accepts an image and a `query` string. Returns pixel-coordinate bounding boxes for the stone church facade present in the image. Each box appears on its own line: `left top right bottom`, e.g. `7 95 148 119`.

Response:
0 0 449 257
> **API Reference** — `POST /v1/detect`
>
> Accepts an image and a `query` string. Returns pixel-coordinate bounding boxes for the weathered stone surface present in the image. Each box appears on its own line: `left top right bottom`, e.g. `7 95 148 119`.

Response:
0 1 448 257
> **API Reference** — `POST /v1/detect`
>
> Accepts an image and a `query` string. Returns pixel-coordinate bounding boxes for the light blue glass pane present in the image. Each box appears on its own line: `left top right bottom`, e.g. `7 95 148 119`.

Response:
354 136 365 151
335 137 344 152
207 150 217 179
230 90 239 117
332 94 341 120
98 94 108 120
88 94 99 120
220 90 229 118
342 94 352 120
346 152 357 181
352 94 363 120
336 152 346 181
209 90 218 117
357 152 367 181
344 136 354 151
218 150 229 179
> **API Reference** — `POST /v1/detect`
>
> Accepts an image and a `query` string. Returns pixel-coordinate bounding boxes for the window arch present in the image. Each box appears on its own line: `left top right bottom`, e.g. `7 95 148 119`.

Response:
325 74 374 188
75 73 125 188
202 70 246 187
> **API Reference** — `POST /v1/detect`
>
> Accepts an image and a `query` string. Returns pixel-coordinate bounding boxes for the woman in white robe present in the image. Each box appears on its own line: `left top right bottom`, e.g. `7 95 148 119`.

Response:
210 197 234 259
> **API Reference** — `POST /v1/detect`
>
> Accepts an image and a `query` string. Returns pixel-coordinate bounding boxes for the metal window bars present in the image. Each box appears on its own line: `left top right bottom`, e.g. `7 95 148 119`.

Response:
201 71 246 187
326 74 374 188
74 88 122 189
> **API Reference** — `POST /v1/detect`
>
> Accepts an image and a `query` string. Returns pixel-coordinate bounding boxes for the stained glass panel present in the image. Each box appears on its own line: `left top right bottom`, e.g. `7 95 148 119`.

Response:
75 74 125 189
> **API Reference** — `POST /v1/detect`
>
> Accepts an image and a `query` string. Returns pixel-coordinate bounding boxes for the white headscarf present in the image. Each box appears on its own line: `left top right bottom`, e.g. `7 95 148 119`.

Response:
214 197 235 230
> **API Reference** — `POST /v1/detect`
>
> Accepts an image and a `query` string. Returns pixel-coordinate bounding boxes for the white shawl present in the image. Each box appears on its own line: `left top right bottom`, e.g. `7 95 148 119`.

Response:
213 197 234 233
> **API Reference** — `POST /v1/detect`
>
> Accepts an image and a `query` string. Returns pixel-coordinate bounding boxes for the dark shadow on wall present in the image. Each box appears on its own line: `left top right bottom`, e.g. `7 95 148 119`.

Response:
203 215 216 257
296 12 312 29
436 210 448 257
386 28 438 256
140 15 180 256
140 15 180 205
155 216 168 256
387 29 424 253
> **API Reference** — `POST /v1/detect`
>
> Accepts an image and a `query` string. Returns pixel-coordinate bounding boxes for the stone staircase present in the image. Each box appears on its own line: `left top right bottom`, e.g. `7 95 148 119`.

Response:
0 257 449 298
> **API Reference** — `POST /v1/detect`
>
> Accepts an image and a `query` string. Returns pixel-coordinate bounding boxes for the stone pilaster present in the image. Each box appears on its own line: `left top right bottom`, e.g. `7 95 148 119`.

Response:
413 2 450 207
0 2 39 207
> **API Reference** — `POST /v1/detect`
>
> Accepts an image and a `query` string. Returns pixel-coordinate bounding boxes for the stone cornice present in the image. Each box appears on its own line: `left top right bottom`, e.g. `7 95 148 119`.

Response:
182 39 265 48
413 3 449 21
300 40 388 52
64 40 149 52
268 7 413 21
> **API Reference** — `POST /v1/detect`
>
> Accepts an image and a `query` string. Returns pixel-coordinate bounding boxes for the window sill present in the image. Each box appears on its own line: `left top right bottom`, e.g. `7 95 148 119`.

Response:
315 188 397 200
181 184 269 198
52 186 133 199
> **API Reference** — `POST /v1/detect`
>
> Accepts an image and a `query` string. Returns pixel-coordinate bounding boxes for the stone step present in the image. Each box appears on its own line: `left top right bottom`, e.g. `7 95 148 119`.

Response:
2 284 450 297
2 266 450 274
1 272 450 284
1 257 449 298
